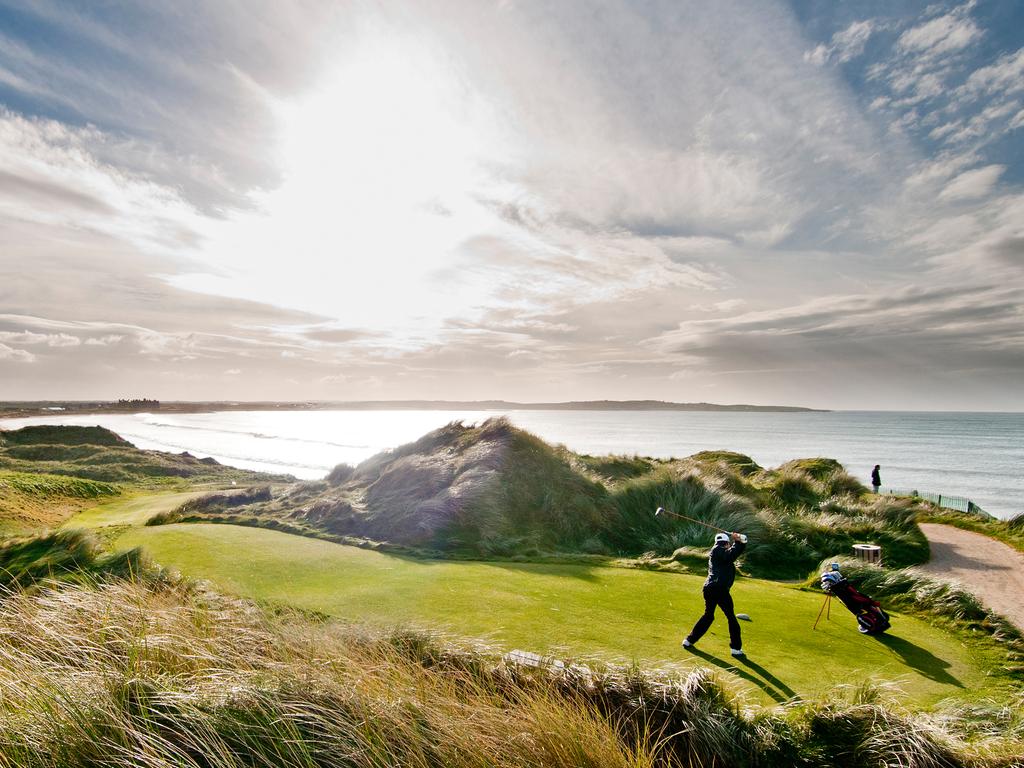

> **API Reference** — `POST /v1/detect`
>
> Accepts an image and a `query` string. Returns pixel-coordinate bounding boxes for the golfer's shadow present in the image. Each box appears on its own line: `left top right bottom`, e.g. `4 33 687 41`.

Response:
684 647 797 703
874 634 963 687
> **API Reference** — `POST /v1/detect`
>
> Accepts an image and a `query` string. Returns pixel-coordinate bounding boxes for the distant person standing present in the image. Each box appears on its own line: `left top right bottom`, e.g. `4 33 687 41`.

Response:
871 464 881 493
682 531 748 656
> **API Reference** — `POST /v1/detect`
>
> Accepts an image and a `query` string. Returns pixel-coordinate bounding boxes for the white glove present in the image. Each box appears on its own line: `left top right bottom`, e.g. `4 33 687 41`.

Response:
738 533 748 544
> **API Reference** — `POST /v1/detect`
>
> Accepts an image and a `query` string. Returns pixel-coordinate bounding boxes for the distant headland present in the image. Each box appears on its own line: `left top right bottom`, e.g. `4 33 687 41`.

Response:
0 399 825 419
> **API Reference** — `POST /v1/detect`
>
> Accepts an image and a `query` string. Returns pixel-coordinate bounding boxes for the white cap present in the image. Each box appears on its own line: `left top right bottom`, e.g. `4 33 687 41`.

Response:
714 532 730 543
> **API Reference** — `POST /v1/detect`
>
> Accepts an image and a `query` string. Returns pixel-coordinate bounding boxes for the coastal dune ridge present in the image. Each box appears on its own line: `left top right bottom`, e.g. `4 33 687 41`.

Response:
2 406 1021 519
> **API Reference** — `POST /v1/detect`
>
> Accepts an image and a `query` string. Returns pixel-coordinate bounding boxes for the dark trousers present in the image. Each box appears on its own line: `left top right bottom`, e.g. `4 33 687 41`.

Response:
687 584 742 650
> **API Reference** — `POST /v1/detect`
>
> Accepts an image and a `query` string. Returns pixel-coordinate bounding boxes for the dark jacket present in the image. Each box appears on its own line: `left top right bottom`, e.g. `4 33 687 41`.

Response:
871 468 881 486
704 540 746 589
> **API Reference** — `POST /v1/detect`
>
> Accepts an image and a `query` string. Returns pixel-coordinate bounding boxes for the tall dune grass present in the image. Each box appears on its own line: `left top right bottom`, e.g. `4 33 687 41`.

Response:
604 468 761 555
0 575 1019 767
159 420 932 577
0 579 654 768
0 528 147 590
0 471 120 500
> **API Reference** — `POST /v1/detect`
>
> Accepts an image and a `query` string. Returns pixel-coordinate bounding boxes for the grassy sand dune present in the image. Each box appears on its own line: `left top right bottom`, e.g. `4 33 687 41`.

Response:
0 424 285 534
162 418 931 578
0 470 120 532
0 424 286 486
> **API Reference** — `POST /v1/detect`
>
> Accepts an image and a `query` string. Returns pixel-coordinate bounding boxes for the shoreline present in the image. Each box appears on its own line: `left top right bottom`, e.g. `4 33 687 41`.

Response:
1 408 1018 520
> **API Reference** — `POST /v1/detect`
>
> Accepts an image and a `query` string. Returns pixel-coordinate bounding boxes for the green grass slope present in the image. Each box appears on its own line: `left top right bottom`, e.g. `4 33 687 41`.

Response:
160 418 930 577
116 522 1015 707
0 470 121 532
65 489 209 530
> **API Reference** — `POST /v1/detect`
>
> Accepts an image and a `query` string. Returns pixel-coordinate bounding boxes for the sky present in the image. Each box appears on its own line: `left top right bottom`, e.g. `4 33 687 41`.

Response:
0 0 1022 410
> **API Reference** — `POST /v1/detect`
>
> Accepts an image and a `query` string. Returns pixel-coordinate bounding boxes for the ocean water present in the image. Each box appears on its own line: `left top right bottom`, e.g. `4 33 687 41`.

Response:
3 409 1021 520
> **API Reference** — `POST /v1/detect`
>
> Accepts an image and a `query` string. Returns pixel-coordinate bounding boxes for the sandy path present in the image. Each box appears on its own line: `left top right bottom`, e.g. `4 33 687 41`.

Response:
917 523 1024 630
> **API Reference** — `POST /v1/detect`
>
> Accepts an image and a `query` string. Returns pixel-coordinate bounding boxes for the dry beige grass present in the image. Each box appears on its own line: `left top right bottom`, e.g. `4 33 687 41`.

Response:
0 579 662 767
0 575 1020 767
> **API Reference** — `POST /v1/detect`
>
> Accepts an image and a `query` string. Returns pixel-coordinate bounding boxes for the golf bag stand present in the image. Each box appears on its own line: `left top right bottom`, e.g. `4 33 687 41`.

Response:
820 569 891 635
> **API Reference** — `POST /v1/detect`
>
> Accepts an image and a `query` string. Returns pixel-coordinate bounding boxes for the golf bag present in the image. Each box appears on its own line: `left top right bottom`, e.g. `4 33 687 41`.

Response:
820 570 890 635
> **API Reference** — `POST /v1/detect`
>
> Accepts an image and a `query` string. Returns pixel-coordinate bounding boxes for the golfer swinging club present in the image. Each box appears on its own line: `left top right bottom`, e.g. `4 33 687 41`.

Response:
682 530 748 656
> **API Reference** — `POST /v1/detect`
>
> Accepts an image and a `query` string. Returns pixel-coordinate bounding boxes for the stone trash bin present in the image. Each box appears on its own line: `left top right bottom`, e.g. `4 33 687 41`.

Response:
853 543 882 565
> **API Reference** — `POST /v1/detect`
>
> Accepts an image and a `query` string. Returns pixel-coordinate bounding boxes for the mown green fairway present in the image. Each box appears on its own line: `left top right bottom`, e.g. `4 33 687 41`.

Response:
64 490 207 529
115 521 1012 707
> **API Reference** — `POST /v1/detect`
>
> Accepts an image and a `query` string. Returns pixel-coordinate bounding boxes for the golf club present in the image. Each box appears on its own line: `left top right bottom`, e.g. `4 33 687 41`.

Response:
654 506 728 533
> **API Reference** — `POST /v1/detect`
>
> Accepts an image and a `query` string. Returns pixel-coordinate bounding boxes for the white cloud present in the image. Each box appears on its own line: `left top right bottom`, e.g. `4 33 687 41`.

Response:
713 299 747 313
162 0 891 349
928 121 961 141
0 342 36 362
904 151 978 189
958 47 1024 100
0 110 204 255
318 373 349 385
930 194 1024 271
896 8 982 57
646 283 1024 374
0 314 328 374
861 1 1024 168
805 20 875 66
84 334 124 346
0 330 80 347
938 165 1005 202
0 0 1020 409
948 102 1020 143
803 44 829 67
689 298 748 314
864 2 987 129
